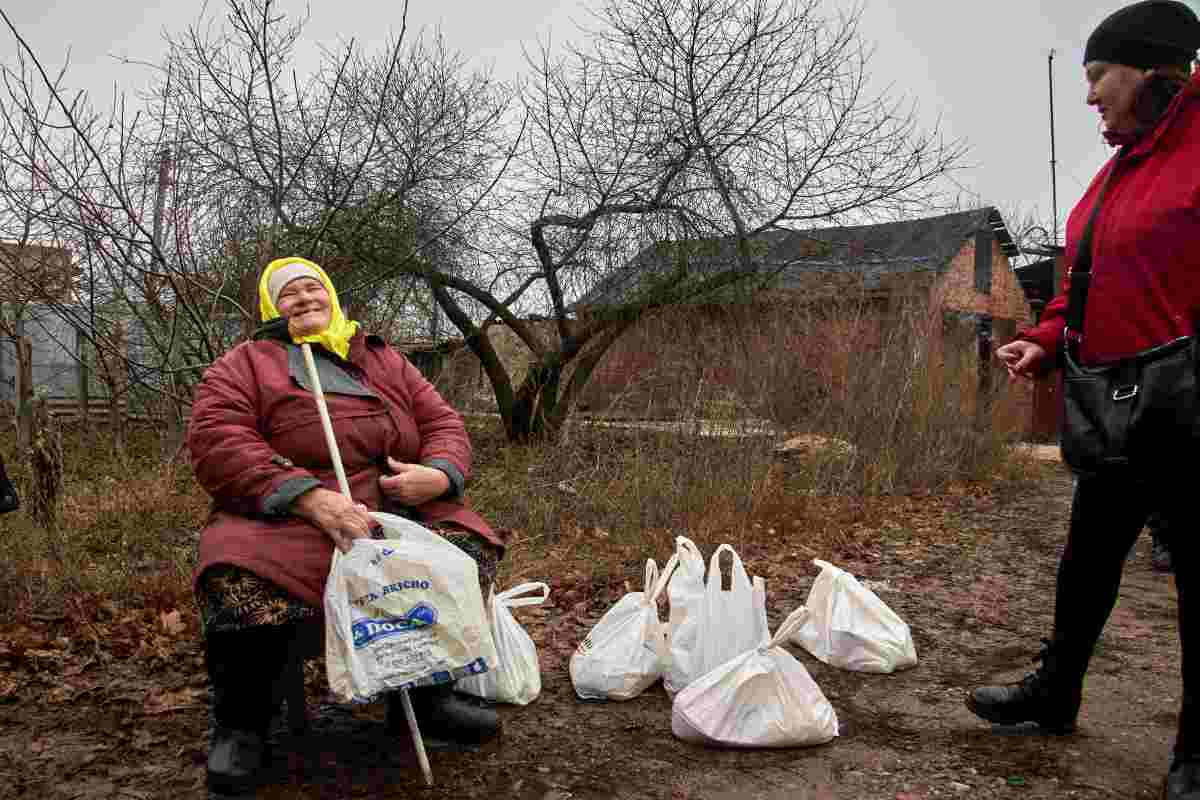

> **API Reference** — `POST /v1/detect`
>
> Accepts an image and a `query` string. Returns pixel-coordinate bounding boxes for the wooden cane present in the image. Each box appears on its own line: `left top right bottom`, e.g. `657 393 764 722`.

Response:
301 342 435 787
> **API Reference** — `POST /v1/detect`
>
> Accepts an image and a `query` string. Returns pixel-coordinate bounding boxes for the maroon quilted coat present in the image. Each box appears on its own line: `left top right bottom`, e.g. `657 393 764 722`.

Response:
189 329 499 608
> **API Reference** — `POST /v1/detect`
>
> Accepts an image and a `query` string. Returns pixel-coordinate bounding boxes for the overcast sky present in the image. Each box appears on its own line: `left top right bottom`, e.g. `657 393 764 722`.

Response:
4 0 1196 247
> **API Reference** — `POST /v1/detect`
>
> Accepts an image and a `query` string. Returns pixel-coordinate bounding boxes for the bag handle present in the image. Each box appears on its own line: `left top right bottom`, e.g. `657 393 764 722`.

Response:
764 607 811 650
675 536 704 569
643 559 659 593
647 553 679 604
706 544 751 591
495 582 550 608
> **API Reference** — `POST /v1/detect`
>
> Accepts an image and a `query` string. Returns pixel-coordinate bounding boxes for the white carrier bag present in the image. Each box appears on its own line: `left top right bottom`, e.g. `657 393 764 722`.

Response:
692 545 770 682
790 559 917 674
457 581 550 706
671 607 840 748
569 556 677 701
324 512 498 703
663 536 707 695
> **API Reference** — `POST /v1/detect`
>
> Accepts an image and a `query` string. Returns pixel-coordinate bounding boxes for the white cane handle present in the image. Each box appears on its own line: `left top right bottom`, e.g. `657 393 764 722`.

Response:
300 343 352 498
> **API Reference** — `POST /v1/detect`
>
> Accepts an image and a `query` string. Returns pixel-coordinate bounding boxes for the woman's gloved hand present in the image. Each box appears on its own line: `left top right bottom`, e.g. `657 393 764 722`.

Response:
379 457 450 507
291 487 376 553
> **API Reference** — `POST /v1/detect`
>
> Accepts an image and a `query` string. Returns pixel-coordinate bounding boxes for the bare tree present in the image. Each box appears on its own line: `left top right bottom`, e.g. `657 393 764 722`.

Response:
397 0 966 439
0 0 515 452
0 0 965 446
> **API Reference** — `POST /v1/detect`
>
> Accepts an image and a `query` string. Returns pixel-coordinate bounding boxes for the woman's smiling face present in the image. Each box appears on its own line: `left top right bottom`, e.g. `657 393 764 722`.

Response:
276 276 332 334
1085 60 1152 136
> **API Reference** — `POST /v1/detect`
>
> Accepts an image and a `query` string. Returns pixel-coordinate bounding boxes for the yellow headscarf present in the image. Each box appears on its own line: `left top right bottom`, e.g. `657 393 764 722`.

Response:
258 256 360 361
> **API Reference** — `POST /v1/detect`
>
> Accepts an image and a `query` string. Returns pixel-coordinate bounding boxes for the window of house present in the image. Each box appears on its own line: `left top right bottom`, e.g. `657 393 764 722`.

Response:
974 231 993 294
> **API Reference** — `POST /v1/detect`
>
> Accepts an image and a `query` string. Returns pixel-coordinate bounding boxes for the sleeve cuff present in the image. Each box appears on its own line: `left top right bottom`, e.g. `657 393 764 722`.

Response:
262 476 323 516
423 459 464 502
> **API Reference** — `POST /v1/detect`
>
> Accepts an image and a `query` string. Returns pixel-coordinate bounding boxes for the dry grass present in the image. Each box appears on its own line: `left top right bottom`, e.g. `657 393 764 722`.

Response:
0 297 1041 615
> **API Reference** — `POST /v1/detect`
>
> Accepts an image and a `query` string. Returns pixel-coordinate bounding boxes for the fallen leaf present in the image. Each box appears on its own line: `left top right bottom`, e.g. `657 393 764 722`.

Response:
142 687 205 715
159 610 185 636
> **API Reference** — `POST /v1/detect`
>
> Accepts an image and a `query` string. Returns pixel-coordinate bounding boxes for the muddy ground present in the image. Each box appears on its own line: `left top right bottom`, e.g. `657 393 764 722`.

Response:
0 463 1183 799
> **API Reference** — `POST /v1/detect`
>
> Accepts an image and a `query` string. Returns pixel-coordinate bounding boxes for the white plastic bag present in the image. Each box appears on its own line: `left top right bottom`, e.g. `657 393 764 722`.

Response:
692 544 770 682
324 512 498 703
664 536 706 695
569 556 676 701
457 582 549 706
671 607 839 748
790 559 917 674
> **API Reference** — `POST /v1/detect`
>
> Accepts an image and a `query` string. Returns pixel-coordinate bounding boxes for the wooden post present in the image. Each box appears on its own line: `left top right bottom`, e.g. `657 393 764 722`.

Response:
16 335 32 452
76 326 89 428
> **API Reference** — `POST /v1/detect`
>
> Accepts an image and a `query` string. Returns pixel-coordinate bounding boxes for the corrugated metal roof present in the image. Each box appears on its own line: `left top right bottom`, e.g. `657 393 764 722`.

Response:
574 207 1016 309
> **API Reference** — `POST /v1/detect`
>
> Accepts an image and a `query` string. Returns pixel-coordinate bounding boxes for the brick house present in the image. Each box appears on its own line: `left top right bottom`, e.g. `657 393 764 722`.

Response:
569 207 1035 423
1014 247 1068 442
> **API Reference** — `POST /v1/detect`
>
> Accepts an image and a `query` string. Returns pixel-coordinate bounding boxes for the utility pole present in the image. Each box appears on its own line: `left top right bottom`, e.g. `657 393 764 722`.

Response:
1048 49 1059 247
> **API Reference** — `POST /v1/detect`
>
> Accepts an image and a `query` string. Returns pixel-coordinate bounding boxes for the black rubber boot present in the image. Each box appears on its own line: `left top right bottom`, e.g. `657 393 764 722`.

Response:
1153 535 1174 573
1164 759 1200 800
387 684 501 744
205 626 292 795
207 726 269 797
965 639 1084 734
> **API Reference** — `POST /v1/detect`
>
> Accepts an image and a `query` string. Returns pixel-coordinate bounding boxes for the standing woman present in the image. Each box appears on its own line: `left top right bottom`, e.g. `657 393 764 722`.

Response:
967 3 1200 797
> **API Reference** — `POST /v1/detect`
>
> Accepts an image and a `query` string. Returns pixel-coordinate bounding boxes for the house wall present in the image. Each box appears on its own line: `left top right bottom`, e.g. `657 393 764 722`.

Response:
578 234 1041 435
932 237 1029 324
930 236 1037 430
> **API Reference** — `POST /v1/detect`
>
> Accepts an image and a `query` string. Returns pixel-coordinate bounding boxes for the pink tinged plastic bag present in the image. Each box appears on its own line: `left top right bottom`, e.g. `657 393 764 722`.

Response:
664 536 706 696
692 544 770 683
671 607 840 748
457 582 549 706
324 512 498 703
569 556 678 701
790 559 917 674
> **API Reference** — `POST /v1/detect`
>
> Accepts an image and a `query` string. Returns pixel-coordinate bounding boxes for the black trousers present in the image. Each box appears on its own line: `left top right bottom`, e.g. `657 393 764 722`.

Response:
206 624 299 733
1054 474 1198 759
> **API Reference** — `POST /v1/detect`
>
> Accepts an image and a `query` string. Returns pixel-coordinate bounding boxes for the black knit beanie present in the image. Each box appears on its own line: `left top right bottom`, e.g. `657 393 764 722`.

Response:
1084 0 1200 68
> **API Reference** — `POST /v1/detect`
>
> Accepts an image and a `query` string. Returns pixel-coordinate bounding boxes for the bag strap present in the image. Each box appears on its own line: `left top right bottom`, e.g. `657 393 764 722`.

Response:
675 536 704 571
1064 158 1121 340
647 553 679 603
643 559 659 593
495 582 551 607
707 544 751 590
764 607 810 651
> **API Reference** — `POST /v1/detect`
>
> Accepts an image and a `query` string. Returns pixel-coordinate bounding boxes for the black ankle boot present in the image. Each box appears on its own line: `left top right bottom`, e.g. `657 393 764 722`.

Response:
965 639 1083 734
1164 759 1200 799
387 684 501 744
204 626 292 794
1153 535 1174 573
207 726 268 796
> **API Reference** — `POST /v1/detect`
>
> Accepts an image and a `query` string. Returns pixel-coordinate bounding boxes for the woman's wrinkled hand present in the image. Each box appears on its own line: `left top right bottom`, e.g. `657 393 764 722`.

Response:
995 340 1046 382
291 487 375 553
379 457 450 507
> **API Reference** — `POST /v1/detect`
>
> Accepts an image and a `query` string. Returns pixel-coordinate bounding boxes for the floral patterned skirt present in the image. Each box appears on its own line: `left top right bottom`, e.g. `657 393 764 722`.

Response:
196 525 501 636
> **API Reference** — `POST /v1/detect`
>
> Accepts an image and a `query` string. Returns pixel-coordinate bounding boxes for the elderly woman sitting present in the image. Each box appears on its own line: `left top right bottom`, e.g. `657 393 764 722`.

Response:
189 257 505 796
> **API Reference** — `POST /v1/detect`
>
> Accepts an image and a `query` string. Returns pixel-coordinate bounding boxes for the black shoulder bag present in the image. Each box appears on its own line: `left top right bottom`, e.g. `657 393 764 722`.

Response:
1059 163 1200 476
0 455 18 515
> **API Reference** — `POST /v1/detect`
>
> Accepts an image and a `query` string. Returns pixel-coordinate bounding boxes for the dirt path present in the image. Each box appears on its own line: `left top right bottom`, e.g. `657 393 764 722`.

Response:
1 465 1182 799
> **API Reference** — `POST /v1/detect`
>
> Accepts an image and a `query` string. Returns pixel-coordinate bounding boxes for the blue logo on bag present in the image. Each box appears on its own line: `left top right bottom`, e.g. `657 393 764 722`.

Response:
351 603 438 648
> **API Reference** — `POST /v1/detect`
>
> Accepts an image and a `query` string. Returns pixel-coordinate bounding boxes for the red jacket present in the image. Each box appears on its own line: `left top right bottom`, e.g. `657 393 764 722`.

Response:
1021 72 1200 366
189 330 498 608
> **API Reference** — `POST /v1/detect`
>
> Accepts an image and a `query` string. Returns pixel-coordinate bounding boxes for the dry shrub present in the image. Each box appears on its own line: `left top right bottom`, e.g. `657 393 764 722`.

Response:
470 419 791 589
0 422 207 614
578 291 1027 496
